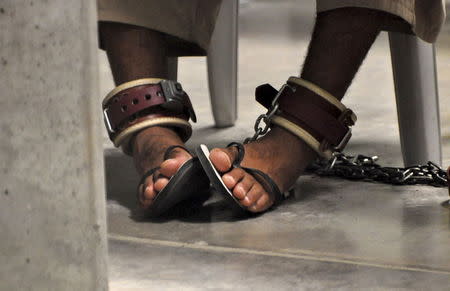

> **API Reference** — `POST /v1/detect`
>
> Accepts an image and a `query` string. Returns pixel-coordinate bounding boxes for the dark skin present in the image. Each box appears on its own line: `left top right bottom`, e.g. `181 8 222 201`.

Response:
100 22 191 208
99 8 412 212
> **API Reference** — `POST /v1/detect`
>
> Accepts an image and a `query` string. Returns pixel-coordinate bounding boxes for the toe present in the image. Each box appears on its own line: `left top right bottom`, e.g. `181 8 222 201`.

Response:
209 148 233 172
222 168 246 190
250 193 272 212
153 176 170 192
233 174 254 200
139 182 156 208
143 182 157 200
241 183 264 208
159 157 187 178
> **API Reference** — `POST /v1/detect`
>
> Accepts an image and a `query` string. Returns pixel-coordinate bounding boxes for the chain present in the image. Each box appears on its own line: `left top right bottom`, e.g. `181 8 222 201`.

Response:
243 108 276 144
307 152 448 187
244 84 296 144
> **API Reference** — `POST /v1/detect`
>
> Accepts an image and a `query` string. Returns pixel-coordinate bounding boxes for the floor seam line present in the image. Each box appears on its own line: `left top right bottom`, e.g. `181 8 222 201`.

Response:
108 233 450 275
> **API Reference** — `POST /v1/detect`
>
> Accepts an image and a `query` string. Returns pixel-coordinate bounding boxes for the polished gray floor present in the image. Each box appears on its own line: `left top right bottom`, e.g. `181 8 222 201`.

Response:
100 1 450 290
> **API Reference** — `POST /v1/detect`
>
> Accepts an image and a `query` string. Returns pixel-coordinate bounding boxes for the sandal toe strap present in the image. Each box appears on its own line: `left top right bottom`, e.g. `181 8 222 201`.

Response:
226 142 245 167
241 167 284 206
163 145 192 160
226 141 285 206
137 145 192 201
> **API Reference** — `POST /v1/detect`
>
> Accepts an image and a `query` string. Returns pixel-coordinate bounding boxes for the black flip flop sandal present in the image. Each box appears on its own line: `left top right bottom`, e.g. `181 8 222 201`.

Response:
196 142 286 214
138 145 210 217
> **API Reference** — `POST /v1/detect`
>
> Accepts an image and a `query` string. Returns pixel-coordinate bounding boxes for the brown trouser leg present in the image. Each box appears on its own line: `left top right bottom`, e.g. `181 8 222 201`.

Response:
99 22 170 85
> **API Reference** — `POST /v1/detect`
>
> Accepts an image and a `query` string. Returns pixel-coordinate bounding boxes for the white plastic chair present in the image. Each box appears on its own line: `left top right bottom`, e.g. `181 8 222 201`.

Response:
389 32 442 166
168 0 238 128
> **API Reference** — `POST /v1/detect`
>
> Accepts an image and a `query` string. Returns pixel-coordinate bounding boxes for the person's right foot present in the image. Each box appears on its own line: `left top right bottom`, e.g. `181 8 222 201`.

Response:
133 126 192 209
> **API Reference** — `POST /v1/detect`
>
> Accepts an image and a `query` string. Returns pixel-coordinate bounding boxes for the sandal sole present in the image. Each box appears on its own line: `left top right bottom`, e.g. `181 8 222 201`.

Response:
196 144 247 214
147 157 210 217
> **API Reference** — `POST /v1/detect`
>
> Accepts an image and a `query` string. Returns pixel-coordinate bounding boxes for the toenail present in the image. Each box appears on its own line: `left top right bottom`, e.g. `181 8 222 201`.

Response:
214 150 231 163
222 175 234 185
235 185 244 194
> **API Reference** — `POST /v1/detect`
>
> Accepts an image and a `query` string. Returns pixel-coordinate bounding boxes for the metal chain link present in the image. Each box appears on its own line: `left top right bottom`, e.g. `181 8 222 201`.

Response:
244 84 295 144
307 152 448 187
244 110 276 144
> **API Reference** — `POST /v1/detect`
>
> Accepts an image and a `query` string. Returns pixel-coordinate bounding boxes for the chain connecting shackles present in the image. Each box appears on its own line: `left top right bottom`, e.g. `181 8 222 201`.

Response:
308 153 448 187
244 84 295 144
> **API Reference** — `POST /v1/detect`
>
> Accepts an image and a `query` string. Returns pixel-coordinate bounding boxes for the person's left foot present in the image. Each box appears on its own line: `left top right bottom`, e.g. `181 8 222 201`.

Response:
208 126 317 212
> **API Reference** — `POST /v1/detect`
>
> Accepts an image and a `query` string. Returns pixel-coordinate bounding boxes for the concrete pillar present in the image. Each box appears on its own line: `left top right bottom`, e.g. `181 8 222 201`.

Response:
0 1 108 290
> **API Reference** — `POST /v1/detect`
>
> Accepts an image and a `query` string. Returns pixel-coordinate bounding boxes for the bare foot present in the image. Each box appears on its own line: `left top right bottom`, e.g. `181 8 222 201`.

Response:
209 126 317 212
133 126 192 209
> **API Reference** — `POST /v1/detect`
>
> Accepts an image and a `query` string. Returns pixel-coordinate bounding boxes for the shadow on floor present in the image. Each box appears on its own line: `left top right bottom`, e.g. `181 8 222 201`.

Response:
103 148 251 223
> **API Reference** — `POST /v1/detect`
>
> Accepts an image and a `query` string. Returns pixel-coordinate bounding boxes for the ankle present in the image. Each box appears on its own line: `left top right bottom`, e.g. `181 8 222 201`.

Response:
133 126 184 153
270 126 318 161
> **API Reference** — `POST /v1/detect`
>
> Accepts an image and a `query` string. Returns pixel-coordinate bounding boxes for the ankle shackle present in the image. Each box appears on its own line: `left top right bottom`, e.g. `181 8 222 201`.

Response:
102 78 196 154
254 76 357 159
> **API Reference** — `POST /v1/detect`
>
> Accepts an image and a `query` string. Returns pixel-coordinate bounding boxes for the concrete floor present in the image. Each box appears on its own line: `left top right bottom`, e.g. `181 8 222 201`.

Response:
99 1 450 290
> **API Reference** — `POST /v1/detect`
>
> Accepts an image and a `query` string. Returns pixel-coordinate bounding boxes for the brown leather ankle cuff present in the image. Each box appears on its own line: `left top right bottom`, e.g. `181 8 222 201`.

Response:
102 78 196 154
255 77 357 159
